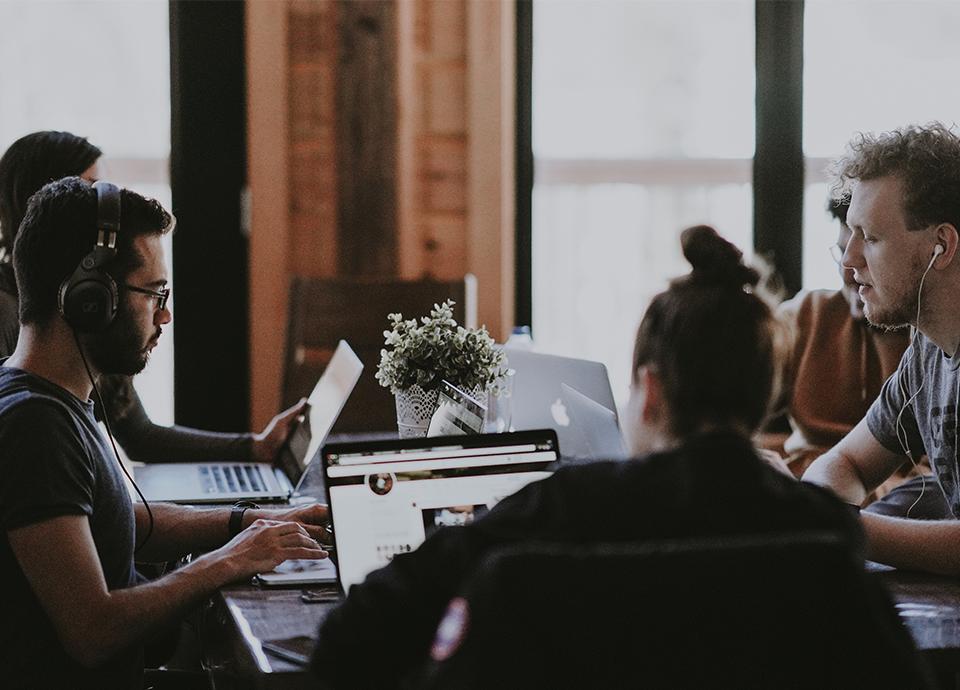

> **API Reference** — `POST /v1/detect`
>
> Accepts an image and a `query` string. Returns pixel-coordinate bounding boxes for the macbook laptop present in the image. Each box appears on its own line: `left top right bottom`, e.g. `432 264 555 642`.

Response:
134 340 364 504
322 429 560 593
505 348 622 461
560 383 628 461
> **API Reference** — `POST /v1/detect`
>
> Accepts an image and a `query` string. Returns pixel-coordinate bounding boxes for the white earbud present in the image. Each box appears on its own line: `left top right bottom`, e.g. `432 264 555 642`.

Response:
926 244 945 270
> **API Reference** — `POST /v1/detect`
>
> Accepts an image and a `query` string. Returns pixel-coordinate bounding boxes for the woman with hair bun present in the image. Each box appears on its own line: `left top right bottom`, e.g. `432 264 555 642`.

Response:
309 226 879 689
626 223 777 450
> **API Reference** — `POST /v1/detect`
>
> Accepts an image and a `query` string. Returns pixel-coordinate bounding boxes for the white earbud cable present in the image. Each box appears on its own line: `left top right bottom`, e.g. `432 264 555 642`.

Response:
895 250 939 518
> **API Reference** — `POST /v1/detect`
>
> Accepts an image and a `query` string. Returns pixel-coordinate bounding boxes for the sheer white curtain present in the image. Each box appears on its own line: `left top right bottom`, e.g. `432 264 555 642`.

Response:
532 0 755 405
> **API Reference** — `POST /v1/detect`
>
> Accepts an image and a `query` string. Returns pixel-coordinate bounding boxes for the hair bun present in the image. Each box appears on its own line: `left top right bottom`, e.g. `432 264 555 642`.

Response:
680 224 759 289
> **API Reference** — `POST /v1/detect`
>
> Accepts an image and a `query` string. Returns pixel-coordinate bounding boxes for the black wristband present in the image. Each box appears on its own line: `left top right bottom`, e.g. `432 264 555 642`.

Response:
229 500 260 537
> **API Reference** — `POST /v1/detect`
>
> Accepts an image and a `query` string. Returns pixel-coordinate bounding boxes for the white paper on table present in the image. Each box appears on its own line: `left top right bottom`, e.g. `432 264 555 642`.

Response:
256 556 338 586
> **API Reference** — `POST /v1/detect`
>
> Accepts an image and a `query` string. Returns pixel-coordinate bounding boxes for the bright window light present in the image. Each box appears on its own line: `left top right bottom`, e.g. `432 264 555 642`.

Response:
0 0 173 424
533 0 755 406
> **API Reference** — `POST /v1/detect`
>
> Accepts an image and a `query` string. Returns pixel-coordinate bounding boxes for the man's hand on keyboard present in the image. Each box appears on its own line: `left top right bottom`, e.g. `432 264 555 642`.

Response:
247 503 331 545
213 518 329 582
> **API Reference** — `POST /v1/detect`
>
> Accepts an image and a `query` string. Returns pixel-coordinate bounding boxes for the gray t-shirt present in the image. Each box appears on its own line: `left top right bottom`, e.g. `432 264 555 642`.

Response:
866 333 960 517
0 363 141 688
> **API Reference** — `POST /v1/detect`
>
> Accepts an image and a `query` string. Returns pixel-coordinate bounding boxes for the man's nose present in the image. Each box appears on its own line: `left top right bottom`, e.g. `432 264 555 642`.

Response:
841 234 863 269
155 304 172 326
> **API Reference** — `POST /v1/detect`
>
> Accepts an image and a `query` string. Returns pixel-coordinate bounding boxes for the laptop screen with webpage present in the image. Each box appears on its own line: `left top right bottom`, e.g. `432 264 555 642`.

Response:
322 430 559 593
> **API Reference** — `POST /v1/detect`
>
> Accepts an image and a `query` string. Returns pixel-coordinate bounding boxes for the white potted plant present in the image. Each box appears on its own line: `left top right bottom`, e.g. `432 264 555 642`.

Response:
376 300 506 438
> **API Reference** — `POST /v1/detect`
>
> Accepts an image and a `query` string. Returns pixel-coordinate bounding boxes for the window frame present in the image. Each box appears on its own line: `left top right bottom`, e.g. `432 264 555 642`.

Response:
516 0 808 325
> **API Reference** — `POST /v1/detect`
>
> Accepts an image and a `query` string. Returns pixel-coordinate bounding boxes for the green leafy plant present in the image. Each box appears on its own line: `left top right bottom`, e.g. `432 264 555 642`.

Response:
376 300 506 393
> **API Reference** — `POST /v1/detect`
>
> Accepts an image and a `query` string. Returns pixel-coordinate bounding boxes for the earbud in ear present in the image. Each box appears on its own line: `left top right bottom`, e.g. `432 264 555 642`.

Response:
934 244 945 257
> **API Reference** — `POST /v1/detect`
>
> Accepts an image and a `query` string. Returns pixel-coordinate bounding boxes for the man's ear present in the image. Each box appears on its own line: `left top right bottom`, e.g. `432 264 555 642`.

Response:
639 366 664 424
933 223 959 268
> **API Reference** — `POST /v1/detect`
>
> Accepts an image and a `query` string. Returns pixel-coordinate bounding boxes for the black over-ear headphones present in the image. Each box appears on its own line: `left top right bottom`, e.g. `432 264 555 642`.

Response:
58 181 121 332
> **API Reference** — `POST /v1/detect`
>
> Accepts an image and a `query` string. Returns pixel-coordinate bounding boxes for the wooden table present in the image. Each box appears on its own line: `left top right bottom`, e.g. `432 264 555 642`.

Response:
202 585 338 689
875 566 960 675
201 567 960 689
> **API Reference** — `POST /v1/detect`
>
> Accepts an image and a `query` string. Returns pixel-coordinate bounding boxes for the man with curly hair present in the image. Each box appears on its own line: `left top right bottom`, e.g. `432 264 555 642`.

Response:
805 122 960 574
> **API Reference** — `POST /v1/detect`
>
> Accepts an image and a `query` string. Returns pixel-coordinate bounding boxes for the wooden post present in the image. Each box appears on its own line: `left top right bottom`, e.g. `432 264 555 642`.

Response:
246 0 290 428
467 0 516 340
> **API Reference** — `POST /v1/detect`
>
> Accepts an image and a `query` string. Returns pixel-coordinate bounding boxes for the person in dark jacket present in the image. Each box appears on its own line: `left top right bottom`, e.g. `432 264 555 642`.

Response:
311 225 866 688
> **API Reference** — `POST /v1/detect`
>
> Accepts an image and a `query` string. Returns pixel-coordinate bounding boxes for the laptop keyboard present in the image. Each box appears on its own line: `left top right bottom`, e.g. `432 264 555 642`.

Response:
199 465 268 494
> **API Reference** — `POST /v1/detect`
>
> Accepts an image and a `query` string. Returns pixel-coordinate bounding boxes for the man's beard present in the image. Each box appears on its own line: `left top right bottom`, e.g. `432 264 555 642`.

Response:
863 257 925 331
864 298 917 332
84 304 153 377
863 298 917 331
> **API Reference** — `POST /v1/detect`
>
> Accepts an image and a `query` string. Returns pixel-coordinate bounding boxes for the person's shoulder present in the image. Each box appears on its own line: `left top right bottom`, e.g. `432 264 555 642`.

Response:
0 385 96 473
0 369 82 426
908 332 949 371
552 458 642 485
0 394 92 479
779 291 850 351
916 331 947 355
0 367 41 407
781 289 846 319
0 390 79 430
551 453 686 497
485 460 640 517
777 289 828 329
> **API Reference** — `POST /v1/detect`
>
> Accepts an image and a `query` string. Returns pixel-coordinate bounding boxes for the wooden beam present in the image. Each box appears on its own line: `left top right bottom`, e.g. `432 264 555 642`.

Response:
466 0 515 341
246 0 290 428
335 0 398 277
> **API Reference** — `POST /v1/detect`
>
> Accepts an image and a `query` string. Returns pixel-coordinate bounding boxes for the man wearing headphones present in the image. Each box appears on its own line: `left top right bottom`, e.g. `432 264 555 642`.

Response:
804 123 960 576
0 177 329 688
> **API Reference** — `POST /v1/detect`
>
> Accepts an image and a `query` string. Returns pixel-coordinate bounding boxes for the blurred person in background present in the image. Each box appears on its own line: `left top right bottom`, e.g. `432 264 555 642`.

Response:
0 130 303 466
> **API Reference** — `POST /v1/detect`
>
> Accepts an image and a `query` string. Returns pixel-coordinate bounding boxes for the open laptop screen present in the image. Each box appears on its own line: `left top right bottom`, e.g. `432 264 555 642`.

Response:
322 430 559 593
276 340 364 488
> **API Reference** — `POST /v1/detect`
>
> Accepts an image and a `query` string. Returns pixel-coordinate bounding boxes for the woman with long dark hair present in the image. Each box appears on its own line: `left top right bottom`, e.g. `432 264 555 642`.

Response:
0 131 102 351
0 131 300 463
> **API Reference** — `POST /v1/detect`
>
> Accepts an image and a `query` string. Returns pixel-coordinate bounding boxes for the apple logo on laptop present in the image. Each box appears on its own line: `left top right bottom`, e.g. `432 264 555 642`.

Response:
551 398 571 427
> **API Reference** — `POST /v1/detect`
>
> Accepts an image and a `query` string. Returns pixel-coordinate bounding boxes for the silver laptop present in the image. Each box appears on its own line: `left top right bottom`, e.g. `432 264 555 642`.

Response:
134 341 364 504
560 383 628 461
505 348 622 461
322 429 560 593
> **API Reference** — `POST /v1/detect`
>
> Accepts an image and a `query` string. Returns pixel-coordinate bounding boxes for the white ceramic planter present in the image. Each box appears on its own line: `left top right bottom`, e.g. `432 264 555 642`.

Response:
394 384 441 438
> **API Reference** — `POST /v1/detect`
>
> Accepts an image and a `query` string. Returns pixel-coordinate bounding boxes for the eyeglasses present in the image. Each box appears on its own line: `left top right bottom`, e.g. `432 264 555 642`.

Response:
124 284 170 311
828 244 845 265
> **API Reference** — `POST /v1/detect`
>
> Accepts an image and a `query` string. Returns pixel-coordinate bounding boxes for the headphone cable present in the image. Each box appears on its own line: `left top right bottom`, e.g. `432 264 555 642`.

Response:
72 330 154 554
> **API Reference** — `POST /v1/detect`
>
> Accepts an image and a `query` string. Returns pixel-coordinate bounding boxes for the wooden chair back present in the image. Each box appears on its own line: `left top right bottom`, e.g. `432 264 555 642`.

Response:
282 275 476 433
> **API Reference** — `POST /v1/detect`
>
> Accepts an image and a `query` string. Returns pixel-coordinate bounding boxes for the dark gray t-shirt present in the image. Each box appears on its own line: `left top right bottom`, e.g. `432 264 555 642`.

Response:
0 364 141 689
867 333 960 517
